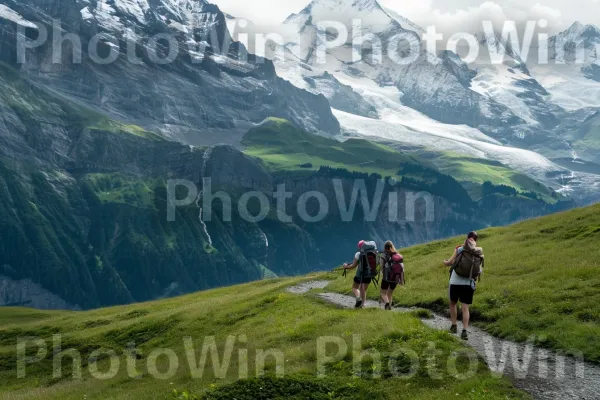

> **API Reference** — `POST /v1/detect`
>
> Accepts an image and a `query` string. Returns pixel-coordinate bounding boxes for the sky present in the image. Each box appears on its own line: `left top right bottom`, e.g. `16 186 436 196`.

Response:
211 0 600 34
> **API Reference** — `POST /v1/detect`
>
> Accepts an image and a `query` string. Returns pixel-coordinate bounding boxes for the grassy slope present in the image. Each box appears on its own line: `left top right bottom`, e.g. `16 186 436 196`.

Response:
244 118 556 203
324 203 600 362
0 277 525 400
82 173 161 209
243 118 423 179
420 152 556 202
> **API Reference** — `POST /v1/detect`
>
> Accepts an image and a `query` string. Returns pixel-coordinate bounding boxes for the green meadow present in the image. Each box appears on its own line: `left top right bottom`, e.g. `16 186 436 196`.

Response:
0 277 524 400
325 202 600 362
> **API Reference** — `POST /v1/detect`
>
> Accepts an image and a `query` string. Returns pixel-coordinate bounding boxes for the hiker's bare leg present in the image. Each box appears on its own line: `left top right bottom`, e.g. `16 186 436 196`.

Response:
461 303 470 330
352 283 360 298
387 289 394 305
360 283 369 305
380 288 388 304
450 301 458 326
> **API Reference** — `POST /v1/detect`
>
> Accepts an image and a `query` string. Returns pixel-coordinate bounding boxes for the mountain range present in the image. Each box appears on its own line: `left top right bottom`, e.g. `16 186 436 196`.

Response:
229 0 600 202
0 0 597 309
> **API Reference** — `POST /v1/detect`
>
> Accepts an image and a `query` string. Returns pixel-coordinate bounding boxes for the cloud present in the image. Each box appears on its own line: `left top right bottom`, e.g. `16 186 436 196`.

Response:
212 0 309 25
213 0 598 35
384 1 564 35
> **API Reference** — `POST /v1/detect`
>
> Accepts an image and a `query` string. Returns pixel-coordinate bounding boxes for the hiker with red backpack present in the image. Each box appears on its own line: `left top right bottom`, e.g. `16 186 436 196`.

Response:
343 240 379 308
443 231 484 340
380 241 405 310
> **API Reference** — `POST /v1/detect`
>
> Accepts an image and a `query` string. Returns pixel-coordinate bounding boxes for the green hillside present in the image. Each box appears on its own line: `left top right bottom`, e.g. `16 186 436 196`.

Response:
325 202 600 362
244 118 558 204
3 200 600 400
242 117 423 179
417 151 558 203
0 278 524 400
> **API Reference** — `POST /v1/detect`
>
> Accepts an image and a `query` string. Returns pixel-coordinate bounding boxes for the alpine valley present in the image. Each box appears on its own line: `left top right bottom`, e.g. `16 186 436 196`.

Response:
0 0 597 309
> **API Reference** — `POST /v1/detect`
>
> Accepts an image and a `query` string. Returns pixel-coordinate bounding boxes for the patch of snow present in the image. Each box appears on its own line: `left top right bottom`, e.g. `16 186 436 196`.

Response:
80 6 94 21
470 64 538 125
334 108 559 182
113 0 150 25
169 20 189 33
530 64 600 110
0 4 37 28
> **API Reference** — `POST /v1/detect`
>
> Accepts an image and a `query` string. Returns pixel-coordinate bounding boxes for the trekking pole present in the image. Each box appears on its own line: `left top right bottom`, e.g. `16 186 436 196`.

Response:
342 262 350 278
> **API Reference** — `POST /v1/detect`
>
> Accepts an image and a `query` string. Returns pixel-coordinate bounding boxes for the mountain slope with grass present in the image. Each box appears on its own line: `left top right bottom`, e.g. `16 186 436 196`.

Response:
243 118 570 218
0 54 566 311
324 202 600 363
0 276 526 400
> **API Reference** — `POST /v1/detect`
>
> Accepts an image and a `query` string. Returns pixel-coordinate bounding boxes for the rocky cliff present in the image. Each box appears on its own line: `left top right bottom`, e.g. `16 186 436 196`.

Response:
0 0 339 145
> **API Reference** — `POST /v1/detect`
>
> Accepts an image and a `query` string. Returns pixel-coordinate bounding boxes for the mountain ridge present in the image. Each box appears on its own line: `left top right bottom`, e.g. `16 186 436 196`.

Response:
225 0 600 203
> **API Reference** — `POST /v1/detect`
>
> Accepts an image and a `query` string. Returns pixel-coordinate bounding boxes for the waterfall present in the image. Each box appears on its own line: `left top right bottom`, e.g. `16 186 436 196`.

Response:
258 229 274 279
572 148 579 162
196 147 214 247
259 229 269 263
260 229 269 249
564 139 581 163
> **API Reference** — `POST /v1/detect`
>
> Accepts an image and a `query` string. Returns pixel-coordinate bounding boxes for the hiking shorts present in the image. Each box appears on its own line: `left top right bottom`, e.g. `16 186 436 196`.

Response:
353 277 372 285
449 285 474 305
381 280 398 290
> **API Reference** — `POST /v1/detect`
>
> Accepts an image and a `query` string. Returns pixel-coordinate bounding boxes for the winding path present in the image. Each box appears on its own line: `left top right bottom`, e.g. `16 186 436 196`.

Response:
287 280 600 400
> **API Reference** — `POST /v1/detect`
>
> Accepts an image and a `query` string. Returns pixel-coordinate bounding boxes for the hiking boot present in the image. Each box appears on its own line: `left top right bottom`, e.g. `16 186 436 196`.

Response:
461 329 469 340
449 325 458 334
385 303 391 310
355 298 363 308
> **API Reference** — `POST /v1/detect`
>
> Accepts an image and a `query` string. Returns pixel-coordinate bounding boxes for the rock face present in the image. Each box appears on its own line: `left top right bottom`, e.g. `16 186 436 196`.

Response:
0 274 78 310
0 0 341 310
0 0 340 145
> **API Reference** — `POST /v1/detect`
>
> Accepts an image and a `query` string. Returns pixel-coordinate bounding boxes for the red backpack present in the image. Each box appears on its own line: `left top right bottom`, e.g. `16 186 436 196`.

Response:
384 253 405 285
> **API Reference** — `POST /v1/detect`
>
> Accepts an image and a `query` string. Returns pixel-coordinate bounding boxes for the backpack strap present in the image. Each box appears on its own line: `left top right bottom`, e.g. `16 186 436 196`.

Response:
450 252 464 277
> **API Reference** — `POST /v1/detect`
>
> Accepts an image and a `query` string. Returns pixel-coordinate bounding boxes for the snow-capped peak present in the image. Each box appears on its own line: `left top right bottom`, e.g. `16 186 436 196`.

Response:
296 0 384 14
555 21 600 42
80 0 222 34
381 6 424 35
284 0 397 35
566 21 585 36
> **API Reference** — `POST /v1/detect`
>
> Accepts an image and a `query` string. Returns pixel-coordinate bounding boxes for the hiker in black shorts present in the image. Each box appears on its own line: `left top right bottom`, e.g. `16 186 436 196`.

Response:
343 240 377 308
443 231 484 340
379 241 405 310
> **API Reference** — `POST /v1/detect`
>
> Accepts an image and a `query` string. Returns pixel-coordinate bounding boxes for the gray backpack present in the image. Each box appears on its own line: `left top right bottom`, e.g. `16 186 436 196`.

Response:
359 241 378 279
452 240 484 280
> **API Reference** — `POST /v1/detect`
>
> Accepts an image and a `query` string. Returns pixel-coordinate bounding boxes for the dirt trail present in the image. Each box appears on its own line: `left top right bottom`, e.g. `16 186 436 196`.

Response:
287 281 600 400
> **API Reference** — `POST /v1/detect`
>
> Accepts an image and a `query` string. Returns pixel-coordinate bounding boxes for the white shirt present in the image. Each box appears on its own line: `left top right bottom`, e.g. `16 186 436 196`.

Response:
449 246 472 286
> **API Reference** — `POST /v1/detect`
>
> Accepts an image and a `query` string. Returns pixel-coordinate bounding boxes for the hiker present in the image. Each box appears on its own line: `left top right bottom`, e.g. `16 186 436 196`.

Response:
443 231 484 340
343 240 378 308
380 241 405 310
